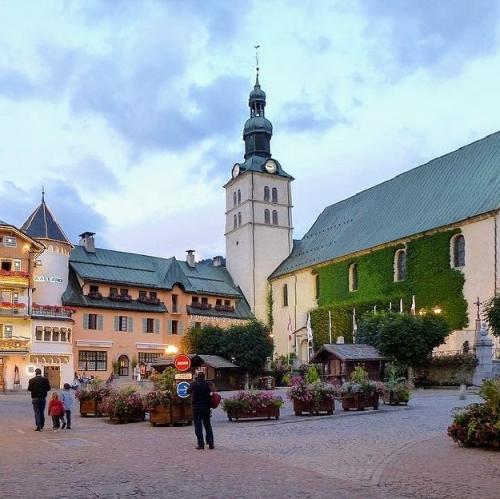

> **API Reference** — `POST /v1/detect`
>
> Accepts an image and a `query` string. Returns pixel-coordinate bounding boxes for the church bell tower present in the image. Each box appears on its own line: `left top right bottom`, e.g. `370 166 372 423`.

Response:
224 66 294 322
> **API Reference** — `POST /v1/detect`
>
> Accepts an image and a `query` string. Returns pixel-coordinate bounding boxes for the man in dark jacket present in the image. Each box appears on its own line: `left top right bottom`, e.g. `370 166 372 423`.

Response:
187 371 214 449
28 368 51 431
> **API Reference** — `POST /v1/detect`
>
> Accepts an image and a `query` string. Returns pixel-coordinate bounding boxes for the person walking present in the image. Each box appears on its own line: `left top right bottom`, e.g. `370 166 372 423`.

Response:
60 383 75 429
27 368 51 431
187 371 214 450
48 392 65 432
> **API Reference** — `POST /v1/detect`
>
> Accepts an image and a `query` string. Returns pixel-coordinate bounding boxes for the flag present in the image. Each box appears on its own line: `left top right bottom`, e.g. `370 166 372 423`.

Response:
352 308 358 344
328 309 332 344
306 313 313 342
411 295 416 316
287 315 293 342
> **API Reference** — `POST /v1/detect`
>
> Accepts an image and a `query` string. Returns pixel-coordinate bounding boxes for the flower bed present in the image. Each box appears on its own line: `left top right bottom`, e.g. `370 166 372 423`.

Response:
338 366 384 411
76 381 111 417
222 391 283 421
447 379 500 450
288 377 335 416
103 388 145 423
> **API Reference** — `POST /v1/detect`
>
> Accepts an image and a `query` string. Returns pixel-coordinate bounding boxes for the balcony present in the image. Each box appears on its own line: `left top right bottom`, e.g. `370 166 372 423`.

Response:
0 270 29 288
190 301 212 311
109 293 133 302
214 304 235 313
0 337 30 353
87 291 103 300
137 296 161 306
32 304 74 319
0 302 27 317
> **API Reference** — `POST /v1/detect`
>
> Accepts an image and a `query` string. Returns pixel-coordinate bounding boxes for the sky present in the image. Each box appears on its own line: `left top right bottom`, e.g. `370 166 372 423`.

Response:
1 0 499 261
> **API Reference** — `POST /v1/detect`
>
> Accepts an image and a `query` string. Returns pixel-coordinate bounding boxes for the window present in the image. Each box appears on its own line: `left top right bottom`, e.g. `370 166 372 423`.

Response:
224 299 230 306
233 214 237 229
0 290 11 302
394 249 407 282
88 314 98 330
216 299 222 307
237 189 241 204
272 210 278 225
138 352 161 364
145 318 154 333
119 316 128 332
89 285 99 294
150 291 157 299
452 234 465 268
192 296 199 303
171 320 178 334
172 294 178 313
264 209 270 225
238 212 242 226
349 263 358 292
44 327 51 341
315 274 320 300
110 287 118 296
264 186 270 202
52 327 60 342
35 326 43 341
139 290 147 299
233 192 237 207
13 260 21 271
283 283 288 307
78 351 107 371
120 288 129 296
272 187 278 203
1 260 12 271
12 292 18 304
3 325 13 338
60 328 67 342
3 236 16 247
168 319 184 335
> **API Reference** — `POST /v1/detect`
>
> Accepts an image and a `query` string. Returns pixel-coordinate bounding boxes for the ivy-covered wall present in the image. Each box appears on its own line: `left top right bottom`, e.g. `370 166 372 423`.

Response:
311 230 468 348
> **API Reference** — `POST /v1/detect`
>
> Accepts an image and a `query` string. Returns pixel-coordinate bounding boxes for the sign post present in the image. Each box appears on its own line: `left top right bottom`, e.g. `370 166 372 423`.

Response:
174 354 191 372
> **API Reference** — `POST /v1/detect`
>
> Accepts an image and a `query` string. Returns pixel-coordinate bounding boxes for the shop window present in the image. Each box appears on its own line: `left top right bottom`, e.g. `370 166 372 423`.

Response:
78 351 107 371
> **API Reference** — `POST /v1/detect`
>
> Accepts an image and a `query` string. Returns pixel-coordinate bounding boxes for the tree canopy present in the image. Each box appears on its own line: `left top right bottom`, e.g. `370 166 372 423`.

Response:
356 312 450 368
484 295 500 337
182 320 273 376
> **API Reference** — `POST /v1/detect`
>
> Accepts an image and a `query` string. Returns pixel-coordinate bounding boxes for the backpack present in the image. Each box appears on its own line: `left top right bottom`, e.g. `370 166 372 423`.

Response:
211 392 222 409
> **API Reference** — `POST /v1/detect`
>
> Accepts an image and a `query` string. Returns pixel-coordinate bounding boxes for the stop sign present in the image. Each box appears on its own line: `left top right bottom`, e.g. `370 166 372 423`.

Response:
174 354 191 372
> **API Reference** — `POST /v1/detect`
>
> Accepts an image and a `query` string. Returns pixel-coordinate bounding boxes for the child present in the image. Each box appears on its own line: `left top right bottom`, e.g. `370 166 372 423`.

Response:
59 383 75 429
48 392 64 432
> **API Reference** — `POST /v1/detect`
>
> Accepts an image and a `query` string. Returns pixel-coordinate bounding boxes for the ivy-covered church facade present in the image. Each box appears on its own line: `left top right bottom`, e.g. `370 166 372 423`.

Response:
268 131 500 362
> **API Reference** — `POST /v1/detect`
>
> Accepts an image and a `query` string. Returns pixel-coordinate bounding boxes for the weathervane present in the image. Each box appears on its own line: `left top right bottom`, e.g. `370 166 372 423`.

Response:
42 185 45 203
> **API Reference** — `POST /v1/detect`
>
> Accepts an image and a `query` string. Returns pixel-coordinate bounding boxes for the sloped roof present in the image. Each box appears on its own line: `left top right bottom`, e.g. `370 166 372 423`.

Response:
313 344 386 362
22 199 71 244
271 131 500 278
68 245 248 299
195 355 239 369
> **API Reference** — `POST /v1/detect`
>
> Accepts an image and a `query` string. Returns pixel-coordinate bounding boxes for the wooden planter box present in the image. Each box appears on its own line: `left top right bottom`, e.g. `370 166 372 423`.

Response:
109 411 146 424
226 406 280 421
293 398 334 416
80 399 100 417
341 393 379 411
170 403 193 425
149 405 172 426
383 391 409 406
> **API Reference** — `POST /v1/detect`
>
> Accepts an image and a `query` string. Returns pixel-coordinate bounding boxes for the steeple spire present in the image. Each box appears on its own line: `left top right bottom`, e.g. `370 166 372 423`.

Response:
41 185 45 203
254 44 260 86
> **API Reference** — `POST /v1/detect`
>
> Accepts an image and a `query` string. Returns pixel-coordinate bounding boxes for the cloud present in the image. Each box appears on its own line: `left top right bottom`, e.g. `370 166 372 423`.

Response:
359 0 499 75
0 180 109 247
68 155 121 194
279 101 347 133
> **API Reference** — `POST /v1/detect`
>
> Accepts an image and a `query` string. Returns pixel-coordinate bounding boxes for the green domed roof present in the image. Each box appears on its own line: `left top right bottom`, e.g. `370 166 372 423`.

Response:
249 84 266 103
243 116 273 138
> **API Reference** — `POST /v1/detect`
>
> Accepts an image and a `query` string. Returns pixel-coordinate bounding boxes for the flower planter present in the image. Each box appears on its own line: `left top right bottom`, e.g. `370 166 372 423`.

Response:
226 406 280 421
149 405 172 426
109 411 145 424
80 399 100 417
170 403 193 425
383 391 409 406
342 393 379 411
293 398 334 416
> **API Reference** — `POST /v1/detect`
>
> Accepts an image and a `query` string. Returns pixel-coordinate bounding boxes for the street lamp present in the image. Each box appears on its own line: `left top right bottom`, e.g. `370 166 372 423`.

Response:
165 345 178 356
433 307 442 315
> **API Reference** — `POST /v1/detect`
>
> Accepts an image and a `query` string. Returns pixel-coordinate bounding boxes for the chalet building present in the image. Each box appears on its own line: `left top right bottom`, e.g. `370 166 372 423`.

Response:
0 219 44 390
62 233 252 379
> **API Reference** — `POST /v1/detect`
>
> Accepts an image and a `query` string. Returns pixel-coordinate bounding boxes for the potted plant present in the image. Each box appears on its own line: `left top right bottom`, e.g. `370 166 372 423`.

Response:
447 379 500 450
144 390 173 426
103 387 145 423
383 366 411 405
288 377 335 416
222 391 283 421
338 366 384 411
76 379 110 417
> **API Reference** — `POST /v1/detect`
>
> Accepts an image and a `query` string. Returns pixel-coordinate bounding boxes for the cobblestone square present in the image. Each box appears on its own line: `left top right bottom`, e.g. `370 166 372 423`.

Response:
1 389 498 498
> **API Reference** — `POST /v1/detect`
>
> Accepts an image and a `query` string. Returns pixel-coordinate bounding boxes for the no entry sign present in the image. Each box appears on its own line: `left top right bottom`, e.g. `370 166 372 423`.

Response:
174 354 191 372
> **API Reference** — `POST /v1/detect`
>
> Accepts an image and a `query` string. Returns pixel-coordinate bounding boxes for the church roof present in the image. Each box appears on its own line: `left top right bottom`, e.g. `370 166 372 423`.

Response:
271 131 500 278
22 197 71 244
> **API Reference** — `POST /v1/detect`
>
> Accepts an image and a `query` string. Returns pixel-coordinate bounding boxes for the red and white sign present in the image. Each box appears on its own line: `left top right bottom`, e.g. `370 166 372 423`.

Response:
174 354 191 372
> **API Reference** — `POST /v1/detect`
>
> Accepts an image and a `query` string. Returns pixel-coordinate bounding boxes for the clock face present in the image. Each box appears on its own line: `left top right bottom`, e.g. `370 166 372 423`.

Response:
265 159 277 174
232 163 240 178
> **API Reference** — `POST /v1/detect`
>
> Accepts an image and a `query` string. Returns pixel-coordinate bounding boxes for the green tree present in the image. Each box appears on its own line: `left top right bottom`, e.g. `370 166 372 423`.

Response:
357 312 450 368
484 295 500 337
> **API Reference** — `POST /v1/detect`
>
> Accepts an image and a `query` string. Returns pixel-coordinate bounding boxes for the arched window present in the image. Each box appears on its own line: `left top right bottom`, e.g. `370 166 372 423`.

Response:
264 209 270 224
394 249 407 282
238 212 242 226
349 263 358 292
264 186 270 202
315 274 320 300
272 187 278 203
237 189 241 205
452 234 465 267
233 192 237 207
233 214 237 229
283 284 288 307
272 210 278 225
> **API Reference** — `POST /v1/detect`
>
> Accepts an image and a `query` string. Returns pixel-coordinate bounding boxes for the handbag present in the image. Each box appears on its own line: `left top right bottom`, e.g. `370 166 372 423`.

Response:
210 392 222 409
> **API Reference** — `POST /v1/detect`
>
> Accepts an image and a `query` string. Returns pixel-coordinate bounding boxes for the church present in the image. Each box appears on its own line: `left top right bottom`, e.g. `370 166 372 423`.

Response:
224 72 500 363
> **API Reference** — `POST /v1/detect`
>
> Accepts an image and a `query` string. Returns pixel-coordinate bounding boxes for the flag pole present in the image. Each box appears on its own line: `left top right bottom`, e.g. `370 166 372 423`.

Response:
328 309 332 344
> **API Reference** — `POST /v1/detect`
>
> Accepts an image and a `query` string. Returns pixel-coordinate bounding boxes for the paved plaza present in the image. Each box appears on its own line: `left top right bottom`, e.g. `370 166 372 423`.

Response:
0 389 498 498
